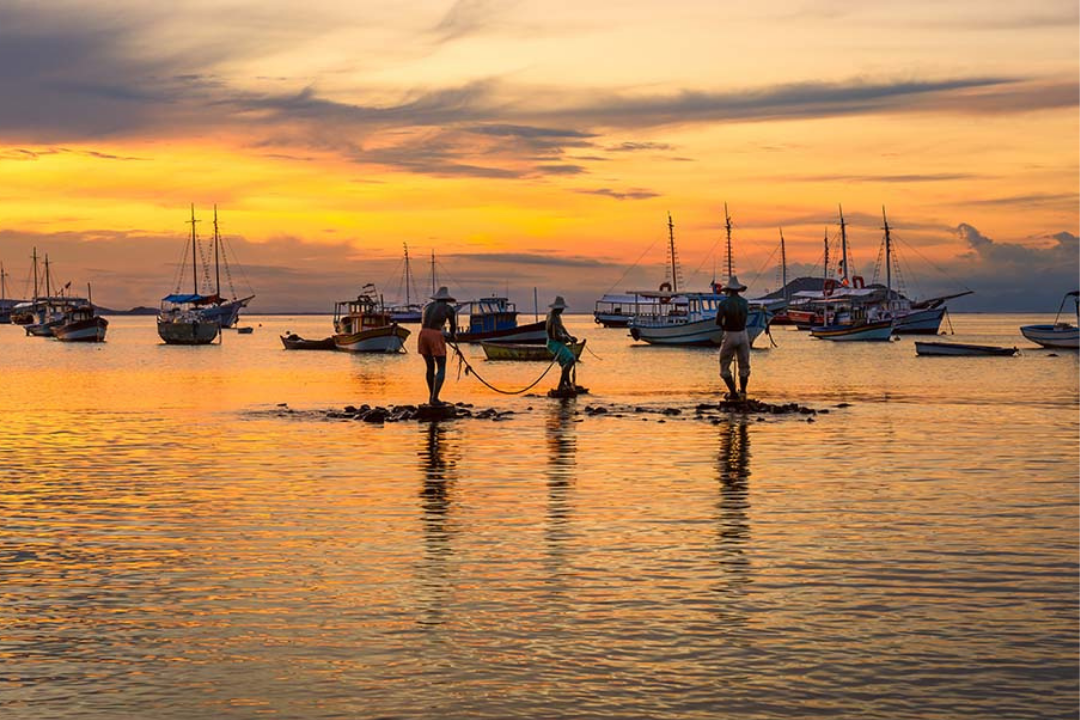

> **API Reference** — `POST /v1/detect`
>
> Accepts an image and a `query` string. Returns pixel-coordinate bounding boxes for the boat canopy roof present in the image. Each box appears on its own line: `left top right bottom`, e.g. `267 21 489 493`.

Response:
163 293 212 304
595 293 642 305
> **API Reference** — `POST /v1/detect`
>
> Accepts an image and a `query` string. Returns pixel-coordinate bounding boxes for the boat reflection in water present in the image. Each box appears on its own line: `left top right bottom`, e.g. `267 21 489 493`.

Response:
416 421 460 629
715 420 752 628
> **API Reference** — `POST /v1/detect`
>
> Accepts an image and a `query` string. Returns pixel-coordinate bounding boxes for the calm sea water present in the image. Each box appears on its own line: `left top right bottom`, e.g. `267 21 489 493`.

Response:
1 313 1076 719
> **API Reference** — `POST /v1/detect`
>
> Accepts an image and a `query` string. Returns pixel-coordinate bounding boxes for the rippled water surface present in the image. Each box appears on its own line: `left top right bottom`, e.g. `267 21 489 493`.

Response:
2 314 1076 719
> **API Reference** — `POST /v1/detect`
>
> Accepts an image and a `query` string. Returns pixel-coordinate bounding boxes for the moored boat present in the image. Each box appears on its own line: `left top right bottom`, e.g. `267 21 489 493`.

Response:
1020 291 1079 349
915 341 1017 356
455 296 546 343
481 339 586 361
629 292 771 346
54 284 108 342
333 289 410 353
157 207 223 345
811 319 894 341
54 306 109 342
281 333 336 350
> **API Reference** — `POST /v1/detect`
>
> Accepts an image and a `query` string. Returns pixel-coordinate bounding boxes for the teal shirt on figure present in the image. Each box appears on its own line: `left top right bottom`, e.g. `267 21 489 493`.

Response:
715 295 749 332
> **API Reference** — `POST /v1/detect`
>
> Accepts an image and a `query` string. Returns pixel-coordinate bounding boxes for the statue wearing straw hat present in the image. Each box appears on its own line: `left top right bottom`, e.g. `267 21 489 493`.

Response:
715 275 751 400
419 286 458 406
545 296 578 395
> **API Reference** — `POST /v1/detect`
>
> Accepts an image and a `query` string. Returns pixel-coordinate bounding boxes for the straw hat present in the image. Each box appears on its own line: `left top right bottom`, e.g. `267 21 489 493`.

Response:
548 295 569 310
723 275 747 292
430 286 456 302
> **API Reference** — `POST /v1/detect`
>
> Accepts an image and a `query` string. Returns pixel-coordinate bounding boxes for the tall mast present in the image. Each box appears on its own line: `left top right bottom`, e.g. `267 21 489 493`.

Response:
1 261 7 301
403 243 411 306
882 206 893 308
822 230 830 286
779 228 789 303
87 282 93 308
189 204 199 295
32 247 39 299
44 254 51 299
838 204 849 284
667 212 678 293
724 203 734 281
430 249 437 295
213 205 221 297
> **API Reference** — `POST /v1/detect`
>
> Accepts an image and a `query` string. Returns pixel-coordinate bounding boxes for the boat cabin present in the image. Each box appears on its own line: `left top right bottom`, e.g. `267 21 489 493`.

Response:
334 293 393 335
459 296 519 335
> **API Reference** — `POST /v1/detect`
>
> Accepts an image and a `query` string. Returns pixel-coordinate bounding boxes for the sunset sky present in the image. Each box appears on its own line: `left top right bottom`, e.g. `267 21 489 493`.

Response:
0 0 1076 311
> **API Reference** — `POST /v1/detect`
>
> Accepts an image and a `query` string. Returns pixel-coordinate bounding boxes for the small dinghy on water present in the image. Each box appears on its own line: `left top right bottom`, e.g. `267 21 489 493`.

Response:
280 333 336 350
915 341 1018 357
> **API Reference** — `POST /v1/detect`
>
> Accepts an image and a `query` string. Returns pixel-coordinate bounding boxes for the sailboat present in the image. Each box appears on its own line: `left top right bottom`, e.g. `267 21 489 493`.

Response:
388 243 424 323
628 207 772 346
0 262 18 324
157 206 222 345
196 206 255 328
810 207 894 341
24 253 87 337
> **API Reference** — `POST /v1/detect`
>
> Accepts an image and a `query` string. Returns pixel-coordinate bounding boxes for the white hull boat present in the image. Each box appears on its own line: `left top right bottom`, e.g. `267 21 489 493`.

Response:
1019 324 1079 349
630 305 769 347
893 306 945 334
333 325 410 353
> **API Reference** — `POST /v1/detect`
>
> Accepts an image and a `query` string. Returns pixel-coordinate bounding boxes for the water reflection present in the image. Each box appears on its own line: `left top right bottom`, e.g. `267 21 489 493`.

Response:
416 421 460 627
715 419 752 626
544 400 577 589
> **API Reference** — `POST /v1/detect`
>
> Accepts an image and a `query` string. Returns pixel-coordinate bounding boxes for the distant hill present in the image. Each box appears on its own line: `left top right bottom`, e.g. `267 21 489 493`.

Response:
758 276 826 300
98 306 159 316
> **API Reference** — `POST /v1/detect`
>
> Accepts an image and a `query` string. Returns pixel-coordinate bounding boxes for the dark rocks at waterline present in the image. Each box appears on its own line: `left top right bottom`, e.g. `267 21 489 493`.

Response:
326 403 515 423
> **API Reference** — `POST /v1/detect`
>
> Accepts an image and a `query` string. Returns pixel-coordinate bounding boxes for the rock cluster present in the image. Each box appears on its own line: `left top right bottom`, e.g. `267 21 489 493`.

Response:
325 402 515 423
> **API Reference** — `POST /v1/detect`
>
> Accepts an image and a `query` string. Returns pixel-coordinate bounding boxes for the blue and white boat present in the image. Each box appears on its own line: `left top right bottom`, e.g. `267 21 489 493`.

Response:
1020 291 1079 349
629 292 771 346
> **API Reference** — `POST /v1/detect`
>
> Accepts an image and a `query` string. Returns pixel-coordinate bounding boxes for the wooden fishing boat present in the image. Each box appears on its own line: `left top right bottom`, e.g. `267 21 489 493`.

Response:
811 319 894 341
455 296 546 343
915 341 1017 357
1020 291 1079 349
54 288 108 343
332 288 410 353
280 333 336 350
481 339 586 361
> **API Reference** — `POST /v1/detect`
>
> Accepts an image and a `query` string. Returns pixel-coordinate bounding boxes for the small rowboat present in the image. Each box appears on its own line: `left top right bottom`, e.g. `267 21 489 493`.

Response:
481 339 586 361
810 319 894 341
281 333 336 350
915 341 1018 357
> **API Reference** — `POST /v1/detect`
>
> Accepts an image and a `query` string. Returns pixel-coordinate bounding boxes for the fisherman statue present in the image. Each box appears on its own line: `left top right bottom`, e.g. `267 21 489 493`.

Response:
545 296 579 396
715 275 751 401
419 286 458 406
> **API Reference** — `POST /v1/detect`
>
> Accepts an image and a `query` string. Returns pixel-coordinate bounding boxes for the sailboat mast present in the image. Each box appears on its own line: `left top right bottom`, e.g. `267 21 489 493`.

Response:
667 212 678 293
724 203 734 282
838 204 849 284
822 230 830 285
1 261 7 301
87 282 93 308
430 250 437 295
32 247 39 298
779 228 789 303
403 243 411 306
44 254 51 299
189 204 198 295
882 206 893 309
213 205 221 298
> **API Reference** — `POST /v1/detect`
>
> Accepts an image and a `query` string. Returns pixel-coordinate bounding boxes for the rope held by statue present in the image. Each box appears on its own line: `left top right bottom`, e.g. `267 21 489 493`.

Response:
448 340 560 395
